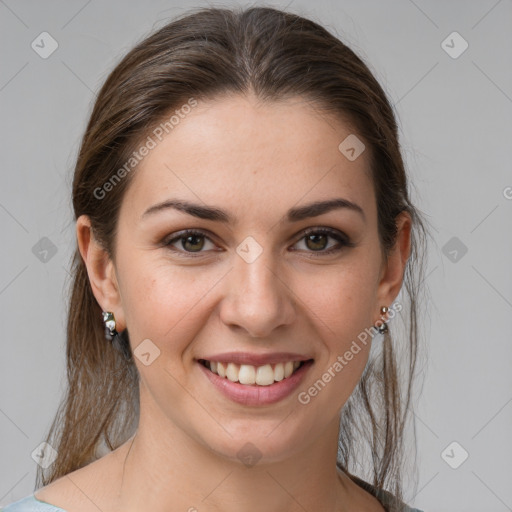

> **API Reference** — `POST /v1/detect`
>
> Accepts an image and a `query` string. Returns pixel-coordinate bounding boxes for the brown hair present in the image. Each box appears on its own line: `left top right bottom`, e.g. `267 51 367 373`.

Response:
36 5 430 509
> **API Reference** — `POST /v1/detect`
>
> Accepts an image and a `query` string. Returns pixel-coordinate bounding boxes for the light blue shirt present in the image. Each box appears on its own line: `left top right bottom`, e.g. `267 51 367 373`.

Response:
1 495 66 511
1 492 424 511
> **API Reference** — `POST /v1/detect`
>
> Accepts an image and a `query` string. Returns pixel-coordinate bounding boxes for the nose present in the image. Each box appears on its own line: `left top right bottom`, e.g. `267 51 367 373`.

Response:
219 247 296 338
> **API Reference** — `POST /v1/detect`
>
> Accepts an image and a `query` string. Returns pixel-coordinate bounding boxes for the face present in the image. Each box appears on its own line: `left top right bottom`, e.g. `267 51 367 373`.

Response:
83 92 406 465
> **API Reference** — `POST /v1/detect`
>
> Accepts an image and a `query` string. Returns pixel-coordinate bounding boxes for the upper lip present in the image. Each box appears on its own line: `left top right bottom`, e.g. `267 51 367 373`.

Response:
197 352 314 366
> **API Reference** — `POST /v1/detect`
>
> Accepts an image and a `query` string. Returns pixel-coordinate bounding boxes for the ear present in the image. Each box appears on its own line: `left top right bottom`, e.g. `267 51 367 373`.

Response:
375 211 412 318
76 214 126 331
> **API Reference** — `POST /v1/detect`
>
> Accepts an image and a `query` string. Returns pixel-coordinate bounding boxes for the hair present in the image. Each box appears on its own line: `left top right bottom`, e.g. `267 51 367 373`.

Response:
36 5 431 510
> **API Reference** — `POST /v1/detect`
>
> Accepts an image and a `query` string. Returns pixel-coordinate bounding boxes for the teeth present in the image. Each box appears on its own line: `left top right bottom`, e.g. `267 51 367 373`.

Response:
256 364 274 385
226 363 239 382
239 364 256 385
274 362 285 381
204 360 304 386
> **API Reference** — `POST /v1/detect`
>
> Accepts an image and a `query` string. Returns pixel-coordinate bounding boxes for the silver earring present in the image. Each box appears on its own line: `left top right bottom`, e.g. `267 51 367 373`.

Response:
376 306 389 334
102 311 118 340
102 311 132 361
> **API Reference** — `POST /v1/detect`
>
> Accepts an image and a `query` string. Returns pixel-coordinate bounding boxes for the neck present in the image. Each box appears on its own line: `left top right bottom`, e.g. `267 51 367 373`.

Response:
111 389 354 512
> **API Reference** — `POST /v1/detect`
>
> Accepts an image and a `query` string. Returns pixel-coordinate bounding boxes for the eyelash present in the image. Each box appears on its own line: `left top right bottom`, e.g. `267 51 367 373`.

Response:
163 227 355 258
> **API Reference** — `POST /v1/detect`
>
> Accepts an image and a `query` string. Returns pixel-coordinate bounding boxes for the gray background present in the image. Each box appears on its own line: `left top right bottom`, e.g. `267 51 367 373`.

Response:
1 1 511 511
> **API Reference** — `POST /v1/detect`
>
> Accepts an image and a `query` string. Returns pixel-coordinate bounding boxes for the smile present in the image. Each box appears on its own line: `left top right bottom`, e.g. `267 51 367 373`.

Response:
197 358 314 406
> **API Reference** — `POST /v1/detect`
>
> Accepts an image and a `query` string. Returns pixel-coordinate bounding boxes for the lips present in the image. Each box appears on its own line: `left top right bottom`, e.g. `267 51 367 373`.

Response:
197 357 314 405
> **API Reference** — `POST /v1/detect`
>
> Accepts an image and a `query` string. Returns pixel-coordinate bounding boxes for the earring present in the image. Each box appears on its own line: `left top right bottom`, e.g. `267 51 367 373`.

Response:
102 311 118 340
102 311 132 361
376 306 389 334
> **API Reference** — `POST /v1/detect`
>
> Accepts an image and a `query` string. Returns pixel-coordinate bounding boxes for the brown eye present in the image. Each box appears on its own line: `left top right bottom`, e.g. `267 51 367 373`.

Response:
293 228 355 256
165 230 216 256
181 233 205 252
305 233 329 251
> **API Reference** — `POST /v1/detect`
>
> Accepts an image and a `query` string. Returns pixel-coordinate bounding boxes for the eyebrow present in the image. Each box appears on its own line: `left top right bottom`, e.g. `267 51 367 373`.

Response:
141 197 365 224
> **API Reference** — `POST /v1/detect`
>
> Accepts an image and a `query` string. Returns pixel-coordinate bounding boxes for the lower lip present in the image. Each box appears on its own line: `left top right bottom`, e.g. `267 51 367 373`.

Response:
197 360 314 406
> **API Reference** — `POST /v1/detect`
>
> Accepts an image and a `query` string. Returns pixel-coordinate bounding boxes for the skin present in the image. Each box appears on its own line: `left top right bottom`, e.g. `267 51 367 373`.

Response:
36 92 411 512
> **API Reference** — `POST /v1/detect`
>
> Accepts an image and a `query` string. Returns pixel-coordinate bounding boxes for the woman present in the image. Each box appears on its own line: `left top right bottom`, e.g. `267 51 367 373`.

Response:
2 6 428 512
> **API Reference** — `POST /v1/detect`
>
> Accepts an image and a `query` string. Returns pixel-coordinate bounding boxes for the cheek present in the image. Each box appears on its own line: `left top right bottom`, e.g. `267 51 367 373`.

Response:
117 254 223 351
292 267 378 417
294 258 379 342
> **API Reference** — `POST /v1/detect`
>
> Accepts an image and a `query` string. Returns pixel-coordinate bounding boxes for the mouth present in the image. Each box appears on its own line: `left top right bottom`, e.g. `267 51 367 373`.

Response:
197 359 312 386
196 358 314 406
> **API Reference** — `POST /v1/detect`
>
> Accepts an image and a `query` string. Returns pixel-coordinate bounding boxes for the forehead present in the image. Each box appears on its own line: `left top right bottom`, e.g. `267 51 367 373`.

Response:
120 93 375 225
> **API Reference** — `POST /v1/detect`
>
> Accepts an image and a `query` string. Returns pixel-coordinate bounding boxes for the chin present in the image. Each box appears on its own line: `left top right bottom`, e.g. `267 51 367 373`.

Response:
196 421 309 468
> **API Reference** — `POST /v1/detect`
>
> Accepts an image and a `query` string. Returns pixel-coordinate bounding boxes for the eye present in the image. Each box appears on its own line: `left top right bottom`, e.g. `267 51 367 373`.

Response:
292 227 355 256
164 229 218 256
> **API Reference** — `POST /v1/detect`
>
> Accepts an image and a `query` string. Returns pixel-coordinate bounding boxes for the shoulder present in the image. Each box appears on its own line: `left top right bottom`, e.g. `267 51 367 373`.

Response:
0 494 68 511
374 489 425 512
376 487 424 512
347 472 424 512
370 486 424 512
8 444 129 512
376 486 424 512
398 502 424 512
